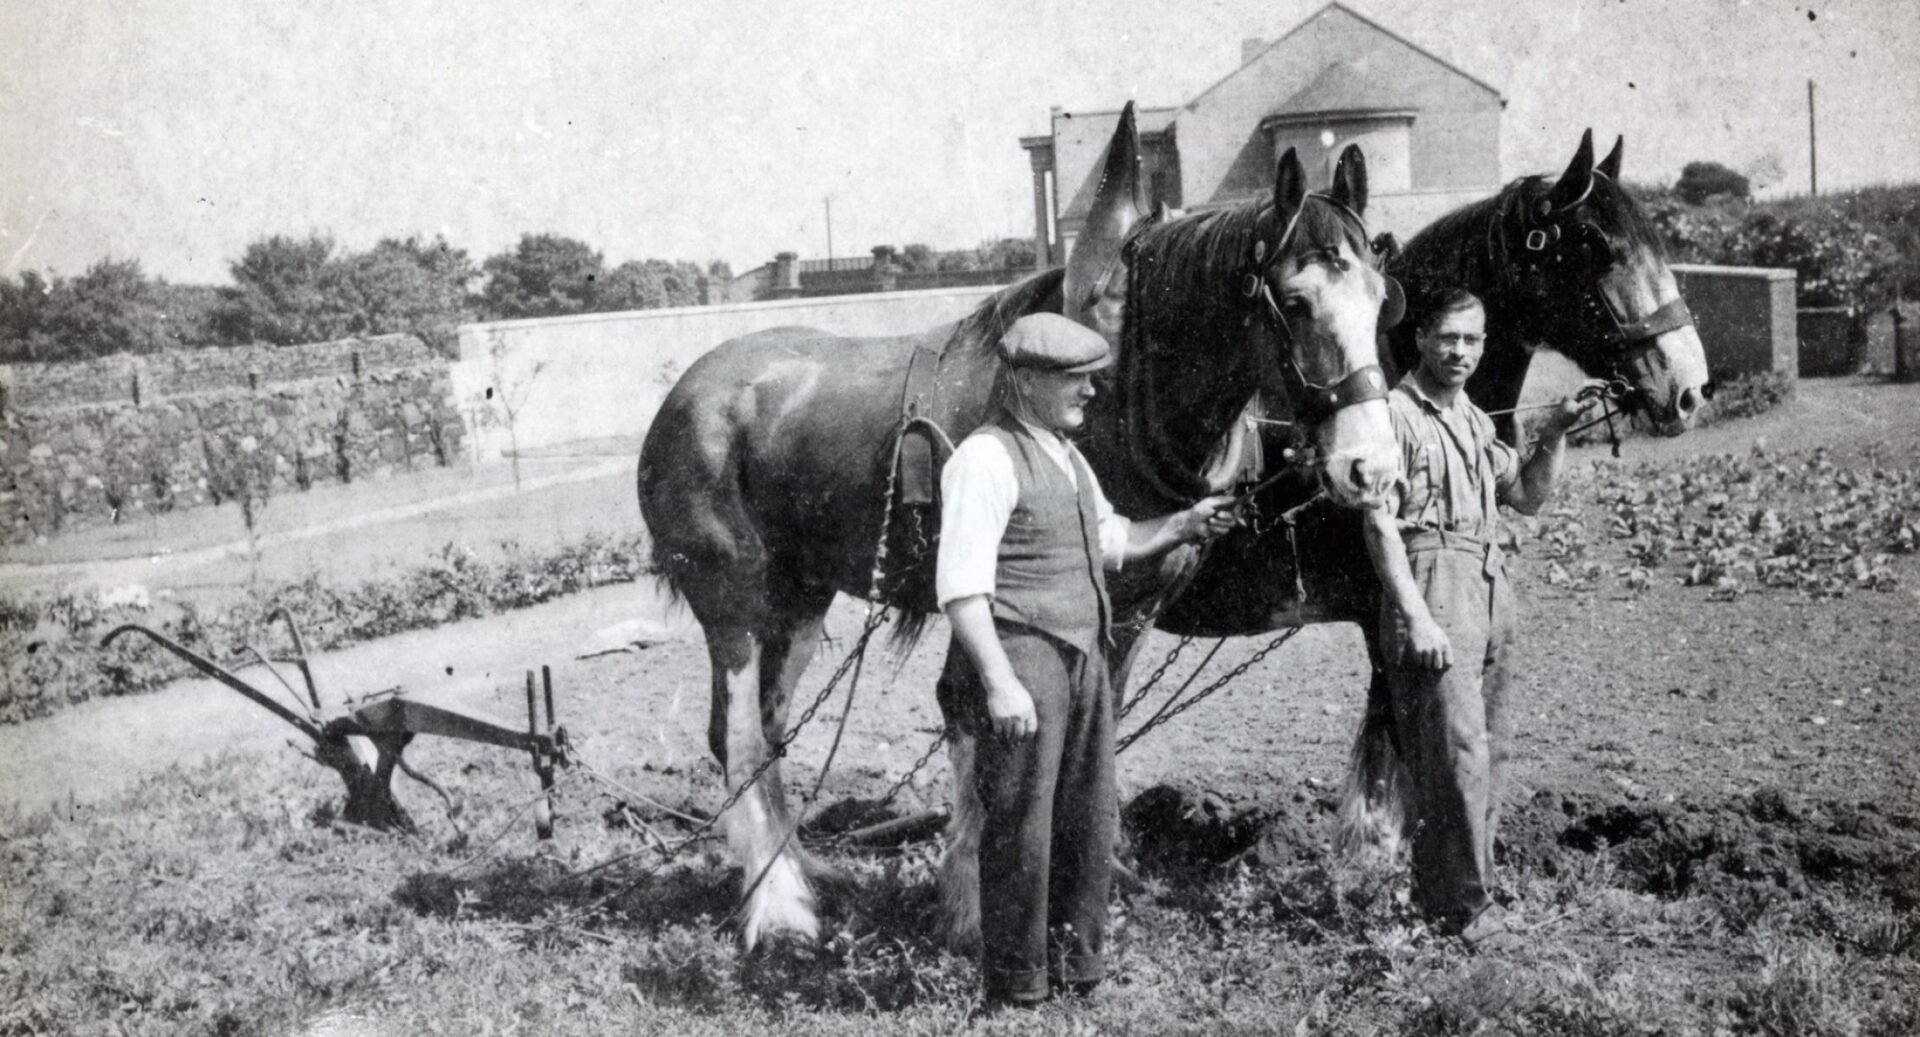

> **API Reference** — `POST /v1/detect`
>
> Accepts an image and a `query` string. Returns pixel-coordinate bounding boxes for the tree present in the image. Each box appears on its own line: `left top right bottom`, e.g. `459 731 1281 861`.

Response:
1676 162 1751 205
896 243 938 273
0 271 54 362
327 235 476 350
598 258 707 311
217 234 342 345
979 237 1038 271
478 234 605 319
35 260 170 361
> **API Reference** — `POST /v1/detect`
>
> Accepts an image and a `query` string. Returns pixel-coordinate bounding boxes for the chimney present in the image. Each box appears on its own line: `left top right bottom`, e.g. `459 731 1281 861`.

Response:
870 246 898 292
770 251 801 299
1241 37 1268 65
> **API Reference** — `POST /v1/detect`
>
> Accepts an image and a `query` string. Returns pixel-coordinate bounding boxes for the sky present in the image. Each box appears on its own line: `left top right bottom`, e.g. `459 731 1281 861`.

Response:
2 0 1916 285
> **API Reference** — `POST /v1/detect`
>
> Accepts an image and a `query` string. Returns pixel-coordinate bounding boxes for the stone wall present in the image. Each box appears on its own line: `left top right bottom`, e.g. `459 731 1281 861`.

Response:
0 334 464 544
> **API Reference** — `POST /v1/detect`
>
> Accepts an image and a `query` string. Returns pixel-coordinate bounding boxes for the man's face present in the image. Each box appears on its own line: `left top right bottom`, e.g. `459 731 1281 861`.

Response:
1016 367 1098 433
1416 304 1487 389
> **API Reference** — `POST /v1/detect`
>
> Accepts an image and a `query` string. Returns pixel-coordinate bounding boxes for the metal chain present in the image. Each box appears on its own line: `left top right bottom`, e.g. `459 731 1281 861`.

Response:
869 728 948 810
1120 635 1226 722
1117 634 1197 719
1116 628 1301 755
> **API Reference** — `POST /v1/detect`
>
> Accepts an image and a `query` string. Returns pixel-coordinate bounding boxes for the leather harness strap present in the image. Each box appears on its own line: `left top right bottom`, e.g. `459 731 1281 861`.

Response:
894 343 952 506
1610 295 1693 346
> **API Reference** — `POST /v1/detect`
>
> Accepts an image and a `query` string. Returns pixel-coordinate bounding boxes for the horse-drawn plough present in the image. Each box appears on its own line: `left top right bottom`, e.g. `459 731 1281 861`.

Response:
101 610 571 838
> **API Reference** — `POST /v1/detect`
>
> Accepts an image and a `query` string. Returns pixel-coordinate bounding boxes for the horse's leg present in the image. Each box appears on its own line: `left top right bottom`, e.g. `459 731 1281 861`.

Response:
1336 619 1411 860
699 623 803 951
740 580 837 947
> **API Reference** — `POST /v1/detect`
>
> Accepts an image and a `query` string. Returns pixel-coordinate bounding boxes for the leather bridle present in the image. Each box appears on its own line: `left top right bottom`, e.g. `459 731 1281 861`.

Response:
1236 193 1404 426
1503 172 1700 406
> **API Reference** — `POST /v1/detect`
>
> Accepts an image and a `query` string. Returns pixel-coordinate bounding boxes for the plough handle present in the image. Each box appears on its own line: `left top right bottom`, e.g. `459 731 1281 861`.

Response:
267 608 323 710
102 624 324 742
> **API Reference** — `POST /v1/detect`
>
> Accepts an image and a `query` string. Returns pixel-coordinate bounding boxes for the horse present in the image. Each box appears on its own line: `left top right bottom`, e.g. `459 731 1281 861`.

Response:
636 104 1405 949
1143 129 1714 859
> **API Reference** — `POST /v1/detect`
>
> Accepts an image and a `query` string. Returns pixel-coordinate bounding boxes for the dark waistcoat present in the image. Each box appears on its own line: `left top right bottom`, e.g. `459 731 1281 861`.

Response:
976 415 1111 656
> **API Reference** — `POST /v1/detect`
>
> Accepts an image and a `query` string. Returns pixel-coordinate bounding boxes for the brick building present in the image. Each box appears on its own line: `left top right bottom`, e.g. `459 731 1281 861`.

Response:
1021 2 1505 265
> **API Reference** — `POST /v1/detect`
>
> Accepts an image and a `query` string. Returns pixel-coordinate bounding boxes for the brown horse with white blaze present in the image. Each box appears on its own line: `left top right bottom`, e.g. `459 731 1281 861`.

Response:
637 105 1403 949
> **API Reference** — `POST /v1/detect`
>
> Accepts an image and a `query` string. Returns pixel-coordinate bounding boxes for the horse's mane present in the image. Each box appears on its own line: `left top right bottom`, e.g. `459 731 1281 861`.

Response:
1395 172 1668 302
1126 196 1371 340
938 267 1066 361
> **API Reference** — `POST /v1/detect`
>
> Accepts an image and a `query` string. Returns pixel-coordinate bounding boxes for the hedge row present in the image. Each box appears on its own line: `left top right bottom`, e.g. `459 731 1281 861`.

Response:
0 533 651 725
1636 183 1919 309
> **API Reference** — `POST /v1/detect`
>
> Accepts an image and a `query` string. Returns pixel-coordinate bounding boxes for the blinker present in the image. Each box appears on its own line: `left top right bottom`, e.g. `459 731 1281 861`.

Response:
1381 275 1406 330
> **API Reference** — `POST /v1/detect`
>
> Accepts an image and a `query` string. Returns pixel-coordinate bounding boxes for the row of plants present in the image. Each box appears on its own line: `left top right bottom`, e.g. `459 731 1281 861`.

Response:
0 533 652 725
1525 440 1919 600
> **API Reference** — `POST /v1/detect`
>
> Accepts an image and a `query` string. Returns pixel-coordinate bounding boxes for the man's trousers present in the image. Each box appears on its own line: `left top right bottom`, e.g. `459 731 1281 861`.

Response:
937 622 1115 1003
1378 531 1517 925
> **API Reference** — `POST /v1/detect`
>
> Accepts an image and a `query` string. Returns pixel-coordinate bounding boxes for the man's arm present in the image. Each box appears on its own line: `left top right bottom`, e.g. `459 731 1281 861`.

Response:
1503 384 1603 516
1362 502 1452 670
944 595 1036 739
1118 495 1239 563
937 437 1034 739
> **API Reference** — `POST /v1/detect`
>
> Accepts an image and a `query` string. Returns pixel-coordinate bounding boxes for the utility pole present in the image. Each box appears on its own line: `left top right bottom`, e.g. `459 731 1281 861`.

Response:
1808 79 1819 196
824 197 834 262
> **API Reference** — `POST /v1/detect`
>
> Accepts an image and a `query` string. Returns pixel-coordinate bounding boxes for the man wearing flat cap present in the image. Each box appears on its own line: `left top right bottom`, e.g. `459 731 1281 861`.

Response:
936 311 1236 1008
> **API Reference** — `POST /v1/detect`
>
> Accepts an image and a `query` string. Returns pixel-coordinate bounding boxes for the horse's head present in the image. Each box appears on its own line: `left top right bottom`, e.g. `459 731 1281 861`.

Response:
1252 146 1405 508
1064 118 1401 512
1502 131 1712 435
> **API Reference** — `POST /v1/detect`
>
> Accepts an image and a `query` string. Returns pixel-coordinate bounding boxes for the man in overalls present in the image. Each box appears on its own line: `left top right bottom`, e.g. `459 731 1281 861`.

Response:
936 312 1236 1007
1363 289 1601 947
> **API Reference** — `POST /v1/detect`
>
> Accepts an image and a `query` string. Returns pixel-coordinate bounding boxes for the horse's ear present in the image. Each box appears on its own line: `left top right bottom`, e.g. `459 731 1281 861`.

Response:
1274 147 1308 226
1063 101 1147 330
1329 144 1369 216
1548 128 1597 212
1597 134 1624 180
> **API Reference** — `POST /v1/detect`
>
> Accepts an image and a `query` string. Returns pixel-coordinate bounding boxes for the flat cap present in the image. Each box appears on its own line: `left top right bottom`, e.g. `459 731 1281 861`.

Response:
999 313 1112 374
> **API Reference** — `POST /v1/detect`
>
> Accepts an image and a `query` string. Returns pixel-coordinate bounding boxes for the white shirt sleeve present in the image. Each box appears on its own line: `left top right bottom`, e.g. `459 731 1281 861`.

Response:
1074 447 1133 570
935 434 1019 609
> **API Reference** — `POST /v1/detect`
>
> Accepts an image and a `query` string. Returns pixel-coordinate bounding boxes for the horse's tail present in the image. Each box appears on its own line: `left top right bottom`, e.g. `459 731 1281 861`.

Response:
886 608 933 656
1335 666 1410 860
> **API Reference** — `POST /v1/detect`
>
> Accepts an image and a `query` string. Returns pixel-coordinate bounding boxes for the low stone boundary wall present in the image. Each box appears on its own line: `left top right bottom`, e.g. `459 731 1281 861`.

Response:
1671 264 1798 380
1 334 463 544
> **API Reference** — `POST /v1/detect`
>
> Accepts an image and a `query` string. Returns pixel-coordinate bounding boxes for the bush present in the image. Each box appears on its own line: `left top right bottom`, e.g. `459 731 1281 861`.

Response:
1676 161 1751 205
0 533 651 725
1636 183 1916 309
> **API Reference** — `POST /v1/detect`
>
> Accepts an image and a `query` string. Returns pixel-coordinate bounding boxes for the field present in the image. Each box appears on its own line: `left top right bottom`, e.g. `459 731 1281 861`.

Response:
2 379 1917 1036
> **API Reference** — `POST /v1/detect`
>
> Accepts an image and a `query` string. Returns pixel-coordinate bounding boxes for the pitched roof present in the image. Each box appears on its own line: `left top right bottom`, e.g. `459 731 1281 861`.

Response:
1187 2 1504 111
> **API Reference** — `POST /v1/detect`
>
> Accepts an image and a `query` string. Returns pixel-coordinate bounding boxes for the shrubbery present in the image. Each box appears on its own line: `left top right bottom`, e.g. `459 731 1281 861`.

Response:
1635 182 1917 308
1675 161 1751 205
0 534 651 725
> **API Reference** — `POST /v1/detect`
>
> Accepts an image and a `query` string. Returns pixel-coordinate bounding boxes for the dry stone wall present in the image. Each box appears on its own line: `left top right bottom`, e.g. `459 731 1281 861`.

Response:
0 334 464 544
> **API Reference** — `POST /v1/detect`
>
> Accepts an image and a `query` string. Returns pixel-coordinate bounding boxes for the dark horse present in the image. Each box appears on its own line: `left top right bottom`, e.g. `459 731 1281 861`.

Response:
638 105 1405 947
1147 129 1713 858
